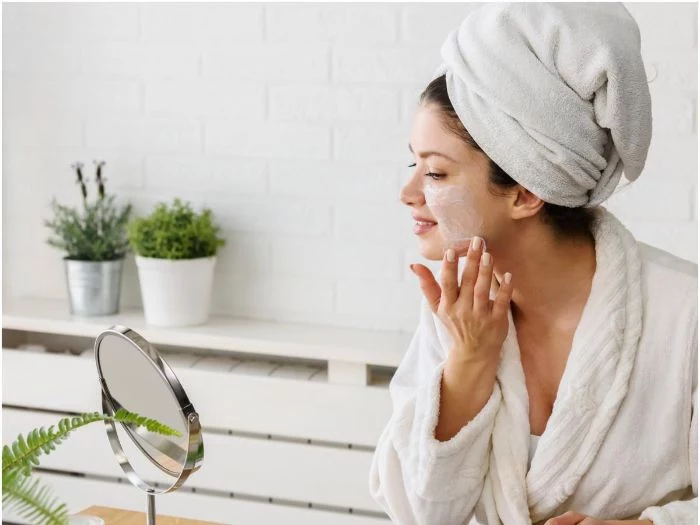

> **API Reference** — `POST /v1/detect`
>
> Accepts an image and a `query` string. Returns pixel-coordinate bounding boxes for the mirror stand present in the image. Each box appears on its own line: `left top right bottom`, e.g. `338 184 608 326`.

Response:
147 493 156 525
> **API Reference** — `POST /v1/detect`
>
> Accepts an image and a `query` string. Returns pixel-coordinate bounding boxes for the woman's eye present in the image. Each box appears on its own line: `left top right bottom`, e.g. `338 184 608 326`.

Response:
406 163 445 180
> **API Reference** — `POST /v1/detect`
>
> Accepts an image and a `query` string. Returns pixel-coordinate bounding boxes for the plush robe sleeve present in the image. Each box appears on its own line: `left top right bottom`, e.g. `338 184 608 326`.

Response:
369 296 501 525
638 313 698 524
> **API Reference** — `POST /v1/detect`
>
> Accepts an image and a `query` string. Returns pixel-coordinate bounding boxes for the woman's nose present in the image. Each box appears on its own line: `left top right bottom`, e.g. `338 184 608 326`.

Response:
399 172 425 207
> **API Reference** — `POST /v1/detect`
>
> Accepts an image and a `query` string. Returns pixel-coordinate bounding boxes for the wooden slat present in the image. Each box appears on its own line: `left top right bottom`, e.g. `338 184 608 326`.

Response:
4 472 390 525
2 348 393 447
3 408 382 513
180 368 391 447
2 349 101 413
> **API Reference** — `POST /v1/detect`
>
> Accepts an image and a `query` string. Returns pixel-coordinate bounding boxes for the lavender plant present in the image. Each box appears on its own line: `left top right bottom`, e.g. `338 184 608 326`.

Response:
44 161 132 261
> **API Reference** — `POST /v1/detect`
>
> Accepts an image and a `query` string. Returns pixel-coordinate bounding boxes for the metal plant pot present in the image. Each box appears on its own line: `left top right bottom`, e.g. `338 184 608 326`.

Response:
64 258 124 316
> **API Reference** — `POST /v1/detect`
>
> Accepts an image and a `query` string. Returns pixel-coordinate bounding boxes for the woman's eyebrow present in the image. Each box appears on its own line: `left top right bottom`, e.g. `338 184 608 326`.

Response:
408 143 458 163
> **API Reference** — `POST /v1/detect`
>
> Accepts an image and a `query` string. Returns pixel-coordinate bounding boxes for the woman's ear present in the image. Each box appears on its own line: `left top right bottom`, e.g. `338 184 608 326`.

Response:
510 186 545 220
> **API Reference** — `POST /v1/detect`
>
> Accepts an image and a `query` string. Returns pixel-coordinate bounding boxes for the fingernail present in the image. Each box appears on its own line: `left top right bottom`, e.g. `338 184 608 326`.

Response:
504 272 512 284
409 264 417 275
481 252 491 266
472 237 482 250
446 249 455 262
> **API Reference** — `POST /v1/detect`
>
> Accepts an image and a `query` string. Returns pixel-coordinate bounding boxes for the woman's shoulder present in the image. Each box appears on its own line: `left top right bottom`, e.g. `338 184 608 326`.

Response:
638 241 697 281
635 242 696 391
637 241 697 335
638 241 697 301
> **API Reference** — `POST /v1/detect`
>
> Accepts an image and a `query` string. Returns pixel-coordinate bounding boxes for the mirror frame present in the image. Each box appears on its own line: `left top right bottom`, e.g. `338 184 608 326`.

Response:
95 325 204 494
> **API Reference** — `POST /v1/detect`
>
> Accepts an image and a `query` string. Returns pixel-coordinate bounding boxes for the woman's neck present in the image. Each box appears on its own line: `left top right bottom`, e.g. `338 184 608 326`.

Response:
492 228 597 333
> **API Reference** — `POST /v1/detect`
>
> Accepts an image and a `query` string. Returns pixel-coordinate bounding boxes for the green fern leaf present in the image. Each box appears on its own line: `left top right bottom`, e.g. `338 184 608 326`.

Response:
3 407 185 525
4 444 14 464
3 470 68 525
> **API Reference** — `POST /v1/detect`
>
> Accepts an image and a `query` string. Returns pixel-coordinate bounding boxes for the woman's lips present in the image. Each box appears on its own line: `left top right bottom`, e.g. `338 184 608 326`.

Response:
414 220 437 235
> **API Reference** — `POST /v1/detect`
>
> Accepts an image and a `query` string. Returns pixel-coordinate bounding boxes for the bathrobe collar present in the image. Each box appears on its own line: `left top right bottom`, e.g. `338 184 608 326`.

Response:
488 207 644 523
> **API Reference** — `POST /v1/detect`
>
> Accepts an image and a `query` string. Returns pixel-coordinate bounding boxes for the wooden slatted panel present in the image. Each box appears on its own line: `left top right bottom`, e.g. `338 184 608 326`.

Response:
3 472 390 525
180 368 391 447
3 408 382 513
2 348 393 446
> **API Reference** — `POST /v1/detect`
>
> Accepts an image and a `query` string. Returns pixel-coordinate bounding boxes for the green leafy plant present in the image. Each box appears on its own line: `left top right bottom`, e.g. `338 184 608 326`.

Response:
44 161 132 261
127 198 225 260
2 408 181 525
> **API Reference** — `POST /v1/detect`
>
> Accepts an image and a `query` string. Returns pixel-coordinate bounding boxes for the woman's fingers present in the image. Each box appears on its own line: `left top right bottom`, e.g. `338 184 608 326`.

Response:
544 511 589 525
440 248 459 306
459 236 485 309
473 251 493 315
492 271 514 320
410 264 441 313
409 237 514 321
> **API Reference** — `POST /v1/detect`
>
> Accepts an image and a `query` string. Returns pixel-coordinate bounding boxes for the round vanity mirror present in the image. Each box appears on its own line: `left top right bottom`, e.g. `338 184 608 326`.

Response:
94 326 204 524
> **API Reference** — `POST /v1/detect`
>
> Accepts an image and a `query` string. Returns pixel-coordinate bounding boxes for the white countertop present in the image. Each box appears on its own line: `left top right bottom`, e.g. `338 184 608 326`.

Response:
2 297 412 368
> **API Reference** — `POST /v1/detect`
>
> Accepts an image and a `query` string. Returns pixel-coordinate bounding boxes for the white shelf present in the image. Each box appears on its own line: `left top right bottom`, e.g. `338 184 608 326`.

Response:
2 296 411 368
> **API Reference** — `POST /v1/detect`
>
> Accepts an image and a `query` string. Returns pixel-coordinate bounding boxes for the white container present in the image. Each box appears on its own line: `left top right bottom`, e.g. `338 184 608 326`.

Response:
135 255 217 327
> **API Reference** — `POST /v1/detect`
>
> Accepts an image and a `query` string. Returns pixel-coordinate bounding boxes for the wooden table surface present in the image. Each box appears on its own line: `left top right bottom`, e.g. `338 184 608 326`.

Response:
75 506 225 525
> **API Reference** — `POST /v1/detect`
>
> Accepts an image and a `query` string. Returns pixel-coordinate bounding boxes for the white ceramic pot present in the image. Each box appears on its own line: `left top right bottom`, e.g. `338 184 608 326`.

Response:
135 255 217 327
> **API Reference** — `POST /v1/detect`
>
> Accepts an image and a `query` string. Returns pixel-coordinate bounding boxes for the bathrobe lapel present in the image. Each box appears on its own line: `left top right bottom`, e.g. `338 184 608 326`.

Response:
489 308 532 523
489 208 644 524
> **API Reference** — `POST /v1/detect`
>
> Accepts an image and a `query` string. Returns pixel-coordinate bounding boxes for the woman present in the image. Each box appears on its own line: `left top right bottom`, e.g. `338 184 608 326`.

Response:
369 4 697 525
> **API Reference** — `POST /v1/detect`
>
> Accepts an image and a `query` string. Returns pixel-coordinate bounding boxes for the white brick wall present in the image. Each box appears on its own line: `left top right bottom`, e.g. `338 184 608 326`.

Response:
3 3 697 332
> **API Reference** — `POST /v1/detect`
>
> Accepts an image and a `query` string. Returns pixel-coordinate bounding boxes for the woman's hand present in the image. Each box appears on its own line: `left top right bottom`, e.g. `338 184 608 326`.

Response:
544 511 653 525
410 237 513 365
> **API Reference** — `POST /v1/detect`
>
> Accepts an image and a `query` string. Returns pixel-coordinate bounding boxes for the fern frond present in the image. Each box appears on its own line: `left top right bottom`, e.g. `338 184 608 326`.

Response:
2 412 101 476
2 408 182 525
113 408 182 437
2 469 68 525
3 410 181 477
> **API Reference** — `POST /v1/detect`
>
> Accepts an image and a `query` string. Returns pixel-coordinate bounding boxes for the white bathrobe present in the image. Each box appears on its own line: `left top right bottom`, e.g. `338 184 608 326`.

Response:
369 208 697 524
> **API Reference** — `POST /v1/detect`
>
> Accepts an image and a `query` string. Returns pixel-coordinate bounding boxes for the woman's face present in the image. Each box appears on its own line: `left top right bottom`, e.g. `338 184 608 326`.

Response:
401 103 508 261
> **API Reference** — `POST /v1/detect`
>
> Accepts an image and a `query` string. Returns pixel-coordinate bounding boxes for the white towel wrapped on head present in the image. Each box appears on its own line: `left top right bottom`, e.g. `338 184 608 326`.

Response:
433 2 652 208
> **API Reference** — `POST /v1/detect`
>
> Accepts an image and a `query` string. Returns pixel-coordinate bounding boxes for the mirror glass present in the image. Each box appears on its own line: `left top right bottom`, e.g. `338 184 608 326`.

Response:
96 333 190 485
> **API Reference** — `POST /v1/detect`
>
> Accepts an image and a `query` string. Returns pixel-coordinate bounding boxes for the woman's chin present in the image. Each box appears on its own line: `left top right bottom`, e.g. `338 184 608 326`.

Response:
417 240 446 261
417 236 477 261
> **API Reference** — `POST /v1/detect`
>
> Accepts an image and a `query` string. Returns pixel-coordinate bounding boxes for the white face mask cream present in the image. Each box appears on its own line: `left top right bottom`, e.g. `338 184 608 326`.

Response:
424 181 486 253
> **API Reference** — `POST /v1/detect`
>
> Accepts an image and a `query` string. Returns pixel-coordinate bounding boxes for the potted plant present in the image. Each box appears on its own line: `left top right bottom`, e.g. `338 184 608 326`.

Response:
44 161 132 316
127 198 225 327
2 408 180 525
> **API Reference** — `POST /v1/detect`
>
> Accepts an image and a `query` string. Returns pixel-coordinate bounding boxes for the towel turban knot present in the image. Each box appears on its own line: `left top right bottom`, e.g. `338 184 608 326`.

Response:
433 2 653 208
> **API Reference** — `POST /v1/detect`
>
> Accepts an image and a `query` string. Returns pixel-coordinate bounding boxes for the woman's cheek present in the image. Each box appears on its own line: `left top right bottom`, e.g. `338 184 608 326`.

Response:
424 184 485 251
